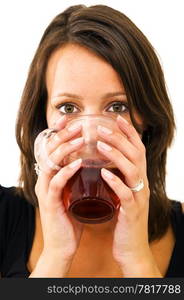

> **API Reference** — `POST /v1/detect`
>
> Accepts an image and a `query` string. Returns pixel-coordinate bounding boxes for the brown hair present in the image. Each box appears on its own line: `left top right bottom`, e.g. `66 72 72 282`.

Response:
16 4 175 242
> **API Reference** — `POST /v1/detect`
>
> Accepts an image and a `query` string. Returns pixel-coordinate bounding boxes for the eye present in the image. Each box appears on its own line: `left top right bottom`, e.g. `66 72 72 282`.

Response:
107 101 128 113
56 101 129 114
57 103 79 114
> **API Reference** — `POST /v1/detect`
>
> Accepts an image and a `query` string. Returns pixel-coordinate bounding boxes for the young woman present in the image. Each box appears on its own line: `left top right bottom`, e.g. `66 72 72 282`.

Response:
0 4 183 278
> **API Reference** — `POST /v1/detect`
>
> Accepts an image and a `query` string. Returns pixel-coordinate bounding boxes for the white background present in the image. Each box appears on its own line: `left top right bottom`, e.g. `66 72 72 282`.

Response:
0 0 183 202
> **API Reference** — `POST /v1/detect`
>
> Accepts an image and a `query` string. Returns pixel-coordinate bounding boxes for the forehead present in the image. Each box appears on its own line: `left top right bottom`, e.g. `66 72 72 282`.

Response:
45 43 125 96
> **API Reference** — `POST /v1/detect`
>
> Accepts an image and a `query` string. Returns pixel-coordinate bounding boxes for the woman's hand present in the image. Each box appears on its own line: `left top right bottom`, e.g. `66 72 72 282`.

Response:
97 115 162 277
33 116 85 276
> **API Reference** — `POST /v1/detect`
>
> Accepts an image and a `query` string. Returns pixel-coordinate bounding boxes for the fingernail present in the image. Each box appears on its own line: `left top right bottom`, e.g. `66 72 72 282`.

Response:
69 158 82 169
67 122 82 131
101 168 114 179
117 115 129 124
97 125 112 135
70 137 84 145
97 141 112 151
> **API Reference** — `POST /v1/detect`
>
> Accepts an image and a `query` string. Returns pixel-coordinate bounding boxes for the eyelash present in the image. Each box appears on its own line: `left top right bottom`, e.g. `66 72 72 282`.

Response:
56 101 129 114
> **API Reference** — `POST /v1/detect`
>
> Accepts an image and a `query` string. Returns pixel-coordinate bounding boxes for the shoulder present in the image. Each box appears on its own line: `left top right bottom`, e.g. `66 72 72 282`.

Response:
0 185 35 229
170 200 184 236
0 185 32 211
0 184 35 243
164 200 184 278
0 186 35 275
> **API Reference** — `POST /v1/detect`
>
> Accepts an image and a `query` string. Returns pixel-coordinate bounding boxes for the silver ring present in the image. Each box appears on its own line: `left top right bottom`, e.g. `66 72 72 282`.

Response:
42 128 56 139
34 163 41 176
34 128 61 175
34 160 61 176
129 179 144 192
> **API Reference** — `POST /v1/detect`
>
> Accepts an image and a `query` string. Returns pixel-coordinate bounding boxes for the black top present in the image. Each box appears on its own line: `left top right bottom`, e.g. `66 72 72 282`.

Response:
0 185 184 278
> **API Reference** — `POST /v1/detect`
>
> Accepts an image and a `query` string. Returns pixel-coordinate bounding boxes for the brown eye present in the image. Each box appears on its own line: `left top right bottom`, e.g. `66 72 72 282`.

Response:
107 102 128 113
58 103 79 114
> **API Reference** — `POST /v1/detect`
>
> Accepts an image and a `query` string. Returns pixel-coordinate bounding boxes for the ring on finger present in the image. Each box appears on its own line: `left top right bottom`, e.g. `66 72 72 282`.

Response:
129 179 144 192
43 128 57 139
34 128 60 175
34 158 61 176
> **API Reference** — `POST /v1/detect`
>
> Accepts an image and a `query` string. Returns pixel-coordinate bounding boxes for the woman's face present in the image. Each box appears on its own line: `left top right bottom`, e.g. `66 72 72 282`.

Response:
46 43 143 131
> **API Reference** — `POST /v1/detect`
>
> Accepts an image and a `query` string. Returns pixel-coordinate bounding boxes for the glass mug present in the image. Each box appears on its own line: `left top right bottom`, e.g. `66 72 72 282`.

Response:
61 114 123 224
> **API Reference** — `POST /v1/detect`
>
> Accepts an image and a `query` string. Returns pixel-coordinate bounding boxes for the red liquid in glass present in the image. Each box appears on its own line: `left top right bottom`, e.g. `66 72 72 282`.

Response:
62 163 123 224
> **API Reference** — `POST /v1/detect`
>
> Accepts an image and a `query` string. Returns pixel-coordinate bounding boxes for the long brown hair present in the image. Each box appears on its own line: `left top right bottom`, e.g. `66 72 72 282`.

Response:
16 4 175 242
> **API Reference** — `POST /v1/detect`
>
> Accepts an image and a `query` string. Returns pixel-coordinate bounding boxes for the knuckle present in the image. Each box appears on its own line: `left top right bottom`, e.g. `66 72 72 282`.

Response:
125 168 132 178
128 166 139 182
134 169 140 182
134 150 142 162
126 165 135 178
133 145 145 161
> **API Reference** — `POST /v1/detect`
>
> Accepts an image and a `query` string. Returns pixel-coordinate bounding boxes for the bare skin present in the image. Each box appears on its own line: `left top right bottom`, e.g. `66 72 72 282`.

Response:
29 43 181 278
27 206 178 277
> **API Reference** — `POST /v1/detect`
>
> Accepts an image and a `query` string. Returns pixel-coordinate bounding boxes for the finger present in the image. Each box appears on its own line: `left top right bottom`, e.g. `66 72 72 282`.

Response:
53 115 67 131
47 121 83 154
34 118 65 148
100 168 135 212
46 158 82 210
35 168 52 201
34 117 67 168
97 125 142 164
117 115 145 152
35 136 84 202
49 137 84 167
97 141 140 188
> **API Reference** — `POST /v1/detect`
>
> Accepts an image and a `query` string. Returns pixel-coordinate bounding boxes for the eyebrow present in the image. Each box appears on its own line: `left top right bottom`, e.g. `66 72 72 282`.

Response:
52 91 126 100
